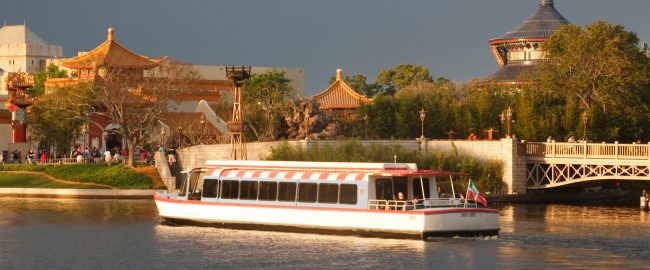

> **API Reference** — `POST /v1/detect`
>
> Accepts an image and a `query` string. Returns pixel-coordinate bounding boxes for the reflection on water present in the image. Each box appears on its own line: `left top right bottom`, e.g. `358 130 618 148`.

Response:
0 198 649 269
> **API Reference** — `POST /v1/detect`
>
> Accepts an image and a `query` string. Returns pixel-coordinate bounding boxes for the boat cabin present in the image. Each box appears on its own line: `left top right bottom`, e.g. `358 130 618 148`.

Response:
174 160 465 210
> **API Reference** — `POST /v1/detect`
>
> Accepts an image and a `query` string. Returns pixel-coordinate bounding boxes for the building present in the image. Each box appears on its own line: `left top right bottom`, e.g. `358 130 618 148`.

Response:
0 24 61 160
484 0 569 84
46 28 228 152
311 69 371 110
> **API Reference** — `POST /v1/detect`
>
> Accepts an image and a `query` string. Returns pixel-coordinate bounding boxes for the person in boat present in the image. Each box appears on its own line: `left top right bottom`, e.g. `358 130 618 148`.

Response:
397 192 406 200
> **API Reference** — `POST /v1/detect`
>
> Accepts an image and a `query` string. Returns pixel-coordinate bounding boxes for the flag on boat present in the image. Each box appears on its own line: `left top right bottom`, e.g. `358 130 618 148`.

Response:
467 179 488 207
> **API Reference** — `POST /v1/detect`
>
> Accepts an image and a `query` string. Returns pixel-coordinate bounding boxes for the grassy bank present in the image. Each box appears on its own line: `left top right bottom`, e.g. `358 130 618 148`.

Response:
265 140 504 193
0 164 153 189
0 173 107 189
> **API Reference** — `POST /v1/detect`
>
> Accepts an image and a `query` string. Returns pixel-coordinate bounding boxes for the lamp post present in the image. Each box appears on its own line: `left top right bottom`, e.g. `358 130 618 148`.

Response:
582 111 589 141
160 127 166 147
419 108 426 140
177 125 183 149
499 112 505 138
363 114 369 140
80 123 87 154
199 114 206 144
506 106 514 138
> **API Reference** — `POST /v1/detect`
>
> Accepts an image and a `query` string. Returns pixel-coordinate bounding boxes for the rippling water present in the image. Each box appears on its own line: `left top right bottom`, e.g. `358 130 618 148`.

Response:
0 198 648 269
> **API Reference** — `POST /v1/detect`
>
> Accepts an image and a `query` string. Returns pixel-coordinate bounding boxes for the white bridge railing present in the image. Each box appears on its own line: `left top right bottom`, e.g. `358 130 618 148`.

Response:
521 142 650 160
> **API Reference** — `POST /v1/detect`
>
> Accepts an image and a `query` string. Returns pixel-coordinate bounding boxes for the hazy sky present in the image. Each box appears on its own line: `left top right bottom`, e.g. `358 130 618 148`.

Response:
4 0 650 95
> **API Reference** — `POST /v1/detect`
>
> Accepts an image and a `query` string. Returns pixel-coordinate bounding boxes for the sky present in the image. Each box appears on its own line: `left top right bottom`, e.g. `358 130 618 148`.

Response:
4 0 650 95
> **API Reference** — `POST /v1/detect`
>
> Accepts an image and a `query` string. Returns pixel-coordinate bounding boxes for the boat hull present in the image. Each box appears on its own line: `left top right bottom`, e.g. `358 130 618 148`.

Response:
154 195 500 240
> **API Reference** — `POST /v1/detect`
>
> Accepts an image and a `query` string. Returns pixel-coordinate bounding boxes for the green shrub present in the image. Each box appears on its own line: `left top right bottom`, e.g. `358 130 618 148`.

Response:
266 140 505 193
0 164 49 172
44 164 152 189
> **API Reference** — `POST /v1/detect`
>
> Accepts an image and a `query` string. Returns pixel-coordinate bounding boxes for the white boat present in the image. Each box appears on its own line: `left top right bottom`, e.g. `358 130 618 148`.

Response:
154 160 499 239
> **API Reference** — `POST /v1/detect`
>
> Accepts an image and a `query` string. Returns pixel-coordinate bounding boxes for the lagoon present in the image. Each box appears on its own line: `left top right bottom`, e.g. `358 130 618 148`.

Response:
0 198 648 269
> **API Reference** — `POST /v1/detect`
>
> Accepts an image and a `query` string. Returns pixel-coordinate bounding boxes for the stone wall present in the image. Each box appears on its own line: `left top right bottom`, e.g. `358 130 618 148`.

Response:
176 139 528 194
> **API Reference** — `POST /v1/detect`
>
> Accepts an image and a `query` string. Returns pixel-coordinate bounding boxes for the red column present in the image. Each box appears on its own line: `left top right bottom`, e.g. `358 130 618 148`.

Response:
12 123 27 143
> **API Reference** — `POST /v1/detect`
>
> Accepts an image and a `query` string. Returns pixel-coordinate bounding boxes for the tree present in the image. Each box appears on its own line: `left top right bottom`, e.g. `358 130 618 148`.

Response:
27 63 68 96
243 70 294 140
537 21 650 141
83 61 199 167
375 63 433 95
29 83 92 156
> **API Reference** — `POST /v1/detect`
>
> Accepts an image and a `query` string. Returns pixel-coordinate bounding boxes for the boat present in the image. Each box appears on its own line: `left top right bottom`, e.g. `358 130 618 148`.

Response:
154 160 500 239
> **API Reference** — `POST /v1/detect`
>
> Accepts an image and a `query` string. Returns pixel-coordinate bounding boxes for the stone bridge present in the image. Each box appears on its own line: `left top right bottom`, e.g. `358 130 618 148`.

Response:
522 142 650 189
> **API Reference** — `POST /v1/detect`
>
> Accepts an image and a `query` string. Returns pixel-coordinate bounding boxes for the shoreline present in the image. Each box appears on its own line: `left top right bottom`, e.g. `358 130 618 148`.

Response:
0 188 165 199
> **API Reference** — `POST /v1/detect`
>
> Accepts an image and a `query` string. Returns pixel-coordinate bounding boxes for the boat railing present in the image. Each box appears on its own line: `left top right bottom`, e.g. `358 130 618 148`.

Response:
369 198 462 211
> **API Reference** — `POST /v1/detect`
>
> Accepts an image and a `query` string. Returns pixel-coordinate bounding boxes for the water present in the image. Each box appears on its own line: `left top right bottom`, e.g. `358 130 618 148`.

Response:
0 198 648 269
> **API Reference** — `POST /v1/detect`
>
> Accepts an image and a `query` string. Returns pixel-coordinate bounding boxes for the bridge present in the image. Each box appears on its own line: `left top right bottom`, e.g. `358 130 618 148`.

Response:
521 141 650 189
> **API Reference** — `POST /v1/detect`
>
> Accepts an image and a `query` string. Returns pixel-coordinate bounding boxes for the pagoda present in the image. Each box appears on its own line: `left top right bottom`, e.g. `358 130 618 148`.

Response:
44 28 168 151
60 28 165 81
312 69 372 110
485 0 570 84
5 72 34 143
45 28 228 152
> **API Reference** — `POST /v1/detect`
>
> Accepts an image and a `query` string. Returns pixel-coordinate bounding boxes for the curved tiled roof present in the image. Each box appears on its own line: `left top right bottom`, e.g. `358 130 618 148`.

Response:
485 62 537 83
312 69 372 110
489 0 569 44
61 28 165 69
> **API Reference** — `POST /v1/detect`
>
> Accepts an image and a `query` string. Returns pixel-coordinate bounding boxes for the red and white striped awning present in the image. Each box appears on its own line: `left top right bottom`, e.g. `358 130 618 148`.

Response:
207 169 367 181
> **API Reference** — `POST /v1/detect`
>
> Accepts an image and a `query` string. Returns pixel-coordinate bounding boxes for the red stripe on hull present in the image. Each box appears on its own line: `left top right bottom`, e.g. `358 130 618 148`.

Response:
153 195 499 216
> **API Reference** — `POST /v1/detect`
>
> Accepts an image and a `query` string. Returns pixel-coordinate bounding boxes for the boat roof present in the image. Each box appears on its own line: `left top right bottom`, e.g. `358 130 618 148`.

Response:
204 160 418 172
201 160 464 182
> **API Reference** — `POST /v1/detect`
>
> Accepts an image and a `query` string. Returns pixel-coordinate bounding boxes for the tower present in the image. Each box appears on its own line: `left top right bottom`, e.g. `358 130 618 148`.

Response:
485 0 569 84
225 66 251 160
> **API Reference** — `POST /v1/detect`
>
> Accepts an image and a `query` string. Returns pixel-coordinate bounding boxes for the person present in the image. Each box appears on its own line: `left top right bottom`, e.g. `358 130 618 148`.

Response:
113 151 121 163
104 150 112 163
140 149 147 163
27 150 34 164
0 153 3 164
167 148 176 166
40 151 47 164
547 136 552 143
397 192 405 200
568 136 576 143
643 189 649 199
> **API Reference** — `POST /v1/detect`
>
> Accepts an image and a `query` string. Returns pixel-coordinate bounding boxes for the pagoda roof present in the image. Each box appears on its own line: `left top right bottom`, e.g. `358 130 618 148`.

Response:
489 0 569 45
484 62 536 84
61 28 165 69
312 69 372 110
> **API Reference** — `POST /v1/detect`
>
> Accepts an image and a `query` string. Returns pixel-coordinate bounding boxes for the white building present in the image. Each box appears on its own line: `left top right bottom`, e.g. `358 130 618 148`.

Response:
0 24 62 159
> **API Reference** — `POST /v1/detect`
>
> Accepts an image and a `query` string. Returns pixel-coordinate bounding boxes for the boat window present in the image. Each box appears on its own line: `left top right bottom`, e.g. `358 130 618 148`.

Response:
375 179 393 200
240 181 259 200
318 183 338 204
339 184 357 205
298 183 318 203
413 178 430 198
277 182 297 202
189 171 204 194
393 177 408 198
202 179 219 198
221 180 240 199
258 181 278 201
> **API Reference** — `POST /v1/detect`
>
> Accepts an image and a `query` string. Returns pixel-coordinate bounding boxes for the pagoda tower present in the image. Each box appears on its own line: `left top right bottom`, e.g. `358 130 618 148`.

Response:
485 0 570 84
47 28 166 151
5 72 34 143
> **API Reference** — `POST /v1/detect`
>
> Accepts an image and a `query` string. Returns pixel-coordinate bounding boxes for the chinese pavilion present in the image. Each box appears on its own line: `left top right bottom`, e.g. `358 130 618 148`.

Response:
485 0 569 84
46 28 228 151
312 69 372 110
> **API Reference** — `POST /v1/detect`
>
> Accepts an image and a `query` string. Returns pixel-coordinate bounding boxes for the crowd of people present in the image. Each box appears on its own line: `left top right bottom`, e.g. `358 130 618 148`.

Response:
0 149 51 164
0 145 165 165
